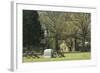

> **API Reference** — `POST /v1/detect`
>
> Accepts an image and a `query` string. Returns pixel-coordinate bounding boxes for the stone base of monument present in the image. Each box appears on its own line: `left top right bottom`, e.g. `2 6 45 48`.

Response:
43 49 53 58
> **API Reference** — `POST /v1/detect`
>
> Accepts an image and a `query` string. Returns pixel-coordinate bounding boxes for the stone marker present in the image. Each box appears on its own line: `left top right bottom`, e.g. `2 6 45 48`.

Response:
43 49 53 58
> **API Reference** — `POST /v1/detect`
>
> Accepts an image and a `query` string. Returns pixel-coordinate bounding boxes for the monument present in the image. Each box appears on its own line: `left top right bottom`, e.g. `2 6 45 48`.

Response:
43 49 53 58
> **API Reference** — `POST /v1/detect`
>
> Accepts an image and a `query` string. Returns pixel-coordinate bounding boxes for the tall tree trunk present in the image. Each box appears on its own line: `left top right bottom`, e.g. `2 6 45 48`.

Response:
74 38 77 51
55 34 59 51
72 38 75 52
82 36 86 51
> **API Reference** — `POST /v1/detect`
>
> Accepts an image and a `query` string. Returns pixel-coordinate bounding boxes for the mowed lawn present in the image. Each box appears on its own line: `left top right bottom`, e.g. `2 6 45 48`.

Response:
23 52 91 63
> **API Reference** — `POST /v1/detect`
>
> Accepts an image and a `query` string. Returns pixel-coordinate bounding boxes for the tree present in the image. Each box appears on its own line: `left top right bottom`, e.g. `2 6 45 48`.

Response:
71 13 91 51
38 11 91 53
23 10 43 51
38 11 74 56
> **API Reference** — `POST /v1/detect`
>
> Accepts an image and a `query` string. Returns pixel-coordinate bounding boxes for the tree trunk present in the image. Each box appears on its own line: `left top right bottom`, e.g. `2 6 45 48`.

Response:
72 38 75 52
74 38 77 51
55 34 59 51
82 39 85 48
82 36 86 51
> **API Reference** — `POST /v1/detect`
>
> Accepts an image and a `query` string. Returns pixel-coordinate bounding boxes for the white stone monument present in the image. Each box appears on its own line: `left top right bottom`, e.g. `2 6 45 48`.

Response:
43 49 53 58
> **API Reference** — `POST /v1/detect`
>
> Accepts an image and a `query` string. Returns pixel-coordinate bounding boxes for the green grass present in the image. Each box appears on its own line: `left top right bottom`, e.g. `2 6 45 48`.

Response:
22 52 91 63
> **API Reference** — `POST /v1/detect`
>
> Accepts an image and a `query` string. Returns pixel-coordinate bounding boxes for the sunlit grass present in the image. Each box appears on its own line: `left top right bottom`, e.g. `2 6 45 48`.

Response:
23 52 91 63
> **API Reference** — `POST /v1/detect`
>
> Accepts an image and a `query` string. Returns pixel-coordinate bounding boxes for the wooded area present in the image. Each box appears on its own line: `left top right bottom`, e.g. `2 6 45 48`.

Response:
23 10 91 59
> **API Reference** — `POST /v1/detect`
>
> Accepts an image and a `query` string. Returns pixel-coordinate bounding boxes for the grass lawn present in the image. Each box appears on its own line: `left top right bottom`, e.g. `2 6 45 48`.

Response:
22 52 91 63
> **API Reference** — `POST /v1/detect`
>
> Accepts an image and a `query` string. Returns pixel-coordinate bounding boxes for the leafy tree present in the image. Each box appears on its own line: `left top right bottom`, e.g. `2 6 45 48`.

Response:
38 11 91 53
71 13 91 51
38 11 74 55
23 10 43 51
